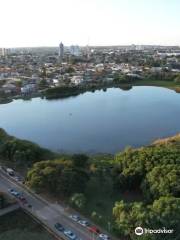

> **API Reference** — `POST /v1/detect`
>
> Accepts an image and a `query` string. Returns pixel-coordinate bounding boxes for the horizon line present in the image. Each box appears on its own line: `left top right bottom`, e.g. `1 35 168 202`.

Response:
1 44 180 49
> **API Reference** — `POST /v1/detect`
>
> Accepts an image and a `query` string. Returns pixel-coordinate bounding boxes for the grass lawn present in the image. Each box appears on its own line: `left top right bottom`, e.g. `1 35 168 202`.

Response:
0 210 55 240
131 79 180 89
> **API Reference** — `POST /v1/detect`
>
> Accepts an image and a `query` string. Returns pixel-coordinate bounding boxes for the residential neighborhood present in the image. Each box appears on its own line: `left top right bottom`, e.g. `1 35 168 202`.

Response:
0 44 180 103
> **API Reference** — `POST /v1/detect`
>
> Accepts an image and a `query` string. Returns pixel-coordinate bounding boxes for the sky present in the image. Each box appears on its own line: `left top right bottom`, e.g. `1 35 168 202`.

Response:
0 0 180 47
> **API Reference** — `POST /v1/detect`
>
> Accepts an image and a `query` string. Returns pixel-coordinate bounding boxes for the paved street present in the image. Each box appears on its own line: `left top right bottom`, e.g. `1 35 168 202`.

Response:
0 170 100 240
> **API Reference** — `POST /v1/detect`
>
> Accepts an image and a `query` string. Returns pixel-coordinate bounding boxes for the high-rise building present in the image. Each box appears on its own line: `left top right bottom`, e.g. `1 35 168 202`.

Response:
59 42 64 62
86 45 90 60
0 48 7 56
70 45 81 56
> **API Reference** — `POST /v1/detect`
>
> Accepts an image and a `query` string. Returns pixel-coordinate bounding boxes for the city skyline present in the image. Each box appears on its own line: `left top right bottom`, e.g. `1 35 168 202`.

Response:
0 0 180 48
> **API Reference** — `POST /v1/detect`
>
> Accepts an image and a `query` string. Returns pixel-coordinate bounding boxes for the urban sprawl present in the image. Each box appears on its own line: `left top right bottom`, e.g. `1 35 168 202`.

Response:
0 44 180 103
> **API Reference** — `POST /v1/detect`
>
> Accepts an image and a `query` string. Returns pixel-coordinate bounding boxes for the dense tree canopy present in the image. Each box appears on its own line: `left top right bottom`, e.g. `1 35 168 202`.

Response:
70 193 86 209
112 136 180 239
27 158 90 197
1 128 179 239
149 197 180 233
112 144 180 192
113 200 148 237
142 165 180 200
113 197 180 240
72 154 89 168
0 128 55 167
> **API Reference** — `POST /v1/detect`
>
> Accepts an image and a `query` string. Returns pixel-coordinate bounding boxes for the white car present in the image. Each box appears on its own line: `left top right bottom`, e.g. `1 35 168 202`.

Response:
14 176 22 182
8 189 20 197
99 234 110 240
69 214 80 222
78 220 89 227
64 230 76 240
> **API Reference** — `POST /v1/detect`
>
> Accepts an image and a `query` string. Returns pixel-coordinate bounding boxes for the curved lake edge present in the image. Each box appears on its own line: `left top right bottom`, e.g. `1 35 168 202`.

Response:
0 80 180 105
0 127 180 158
0 86 180 154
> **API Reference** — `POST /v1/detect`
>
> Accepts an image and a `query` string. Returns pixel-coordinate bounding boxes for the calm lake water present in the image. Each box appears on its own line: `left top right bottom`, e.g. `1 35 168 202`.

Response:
0 86 180 154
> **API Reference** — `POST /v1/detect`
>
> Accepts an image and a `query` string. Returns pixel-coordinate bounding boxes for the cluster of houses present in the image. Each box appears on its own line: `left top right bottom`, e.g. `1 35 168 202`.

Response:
0 47 180 97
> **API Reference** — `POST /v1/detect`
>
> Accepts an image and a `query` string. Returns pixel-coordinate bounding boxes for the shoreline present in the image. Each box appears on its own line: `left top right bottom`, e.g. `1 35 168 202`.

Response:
0 80 180 104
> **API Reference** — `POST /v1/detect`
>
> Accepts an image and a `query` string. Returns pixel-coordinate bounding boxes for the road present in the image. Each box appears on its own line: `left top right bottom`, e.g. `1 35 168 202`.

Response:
0 170 104 240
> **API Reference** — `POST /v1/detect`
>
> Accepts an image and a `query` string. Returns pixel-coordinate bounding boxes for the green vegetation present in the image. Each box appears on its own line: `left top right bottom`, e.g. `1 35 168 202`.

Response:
0 129 179 239
129 79 180 92
0 128 56 169
81 154 143 230
1 74 180 104
142 164 180 199
65 66 75 73
70 193 86 209
44 76 180 100
113 72 180 92
112 136 180 239
0 98 12 104
113 197 180 240
26 154 90 197
114 73 142 83
26 152 142 234
0 192 16 209
44 86 84 99
0 210 54 240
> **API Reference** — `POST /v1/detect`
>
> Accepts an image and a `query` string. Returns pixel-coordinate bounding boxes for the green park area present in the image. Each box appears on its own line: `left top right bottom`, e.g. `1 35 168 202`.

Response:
0 129 180 239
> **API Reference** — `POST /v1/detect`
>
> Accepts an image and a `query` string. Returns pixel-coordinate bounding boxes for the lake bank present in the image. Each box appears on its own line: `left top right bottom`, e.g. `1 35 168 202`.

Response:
0 79 180 104
0 129 179 239
0 86 180 153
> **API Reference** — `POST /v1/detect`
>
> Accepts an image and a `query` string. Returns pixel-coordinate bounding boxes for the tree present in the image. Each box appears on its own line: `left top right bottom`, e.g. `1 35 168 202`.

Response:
174 74 180 83
113 200 148 237
142 165 180 200
57 167 89 197
39 79 48 89
113 144 180 192
65 67 75 73
70 193 86 209
0 130 55 167
27 159 90 197
72 154 89 168
149 197 180 240
113 197 180 240
113 74 127 83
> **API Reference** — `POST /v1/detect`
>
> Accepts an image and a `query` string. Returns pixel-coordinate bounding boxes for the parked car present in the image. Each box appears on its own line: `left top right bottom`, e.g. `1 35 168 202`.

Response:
9 188 15 194
54 222 64 232
88 226 100 234
19 196 27 204
64 230 76 240
69 214 81 222
14 176 22 182
13 191 20 197
78 220 90 227
99 233 110 240
6 168 14 176
9 189 20 197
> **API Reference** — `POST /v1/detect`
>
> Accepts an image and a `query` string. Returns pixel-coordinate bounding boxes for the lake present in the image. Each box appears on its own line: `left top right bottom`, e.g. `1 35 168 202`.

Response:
0 86 180 154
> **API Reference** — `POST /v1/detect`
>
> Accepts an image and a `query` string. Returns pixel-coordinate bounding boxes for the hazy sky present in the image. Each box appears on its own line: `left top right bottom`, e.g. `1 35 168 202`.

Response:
0 0 180 47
